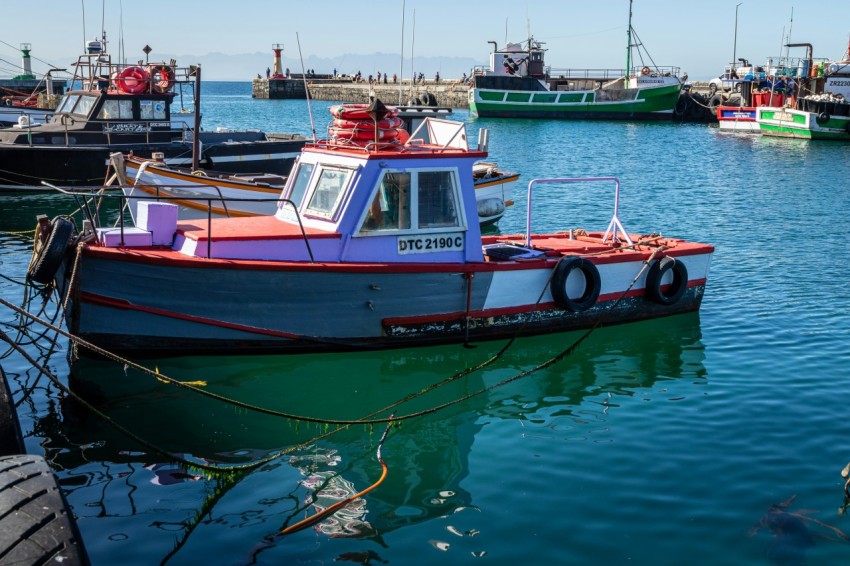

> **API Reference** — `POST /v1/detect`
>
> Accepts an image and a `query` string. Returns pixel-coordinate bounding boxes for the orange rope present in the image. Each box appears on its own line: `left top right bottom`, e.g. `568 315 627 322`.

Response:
279 418 393 536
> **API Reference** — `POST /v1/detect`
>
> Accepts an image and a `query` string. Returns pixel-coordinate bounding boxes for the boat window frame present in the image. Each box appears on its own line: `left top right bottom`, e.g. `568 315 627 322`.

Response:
281 158 315 212
97 98 134 121
356 166 467 237
70 94 98 118
301 164 358 222
54 94 80 115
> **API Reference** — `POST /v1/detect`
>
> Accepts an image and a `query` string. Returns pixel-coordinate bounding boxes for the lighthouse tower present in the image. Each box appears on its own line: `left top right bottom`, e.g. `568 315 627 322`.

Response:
271 44 285 79
14 43 36 80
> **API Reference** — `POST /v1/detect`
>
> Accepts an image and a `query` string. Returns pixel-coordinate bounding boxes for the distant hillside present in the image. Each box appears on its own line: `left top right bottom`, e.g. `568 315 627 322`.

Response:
162 51 481 81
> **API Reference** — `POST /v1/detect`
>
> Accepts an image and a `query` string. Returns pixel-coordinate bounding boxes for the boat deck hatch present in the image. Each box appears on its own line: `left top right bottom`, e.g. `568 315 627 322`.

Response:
483 243 546 261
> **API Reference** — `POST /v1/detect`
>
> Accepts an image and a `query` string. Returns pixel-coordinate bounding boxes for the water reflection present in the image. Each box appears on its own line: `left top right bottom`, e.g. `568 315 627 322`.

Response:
40 312 705 563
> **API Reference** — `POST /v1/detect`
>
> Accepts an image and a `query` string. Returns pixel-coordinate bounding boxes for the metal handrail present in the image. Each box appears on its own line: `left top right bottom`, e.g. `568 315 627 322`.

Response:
39 183 316 262
524 177 633 248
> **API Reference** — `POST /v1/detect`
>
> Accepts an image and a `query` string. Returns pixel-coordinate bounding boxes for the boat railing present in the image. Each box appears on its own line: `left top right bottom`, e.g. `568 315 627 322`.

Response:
524 177 632 248
39 182 316 262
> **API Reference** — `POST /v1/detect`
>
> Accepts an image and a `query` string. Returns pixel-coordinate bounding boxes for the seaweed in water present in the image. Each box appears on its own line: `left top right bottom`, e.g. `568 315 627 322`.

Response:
749 495 850 565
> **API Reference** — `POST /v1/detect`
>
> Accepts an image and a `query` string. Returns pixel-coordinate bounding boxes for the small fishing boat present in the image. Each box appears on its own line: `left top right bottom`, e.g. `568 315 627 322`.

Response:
117 105 519 226
469 0 683 121
755 41 850 140
0 37 306 191
33 100 713 356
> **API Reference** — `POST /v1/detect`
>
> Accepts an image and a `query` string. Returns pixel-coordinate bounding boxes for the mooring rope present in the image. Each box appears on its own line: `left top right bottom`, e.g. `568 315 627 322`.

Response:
1 241 668 435
277 416 394 537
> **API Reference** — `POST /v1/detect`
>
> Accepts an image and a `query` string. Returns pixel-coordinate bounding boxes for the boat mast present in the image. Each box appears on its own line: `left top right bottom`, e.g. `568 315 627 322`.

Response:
398 0 405 105
626 0 633 76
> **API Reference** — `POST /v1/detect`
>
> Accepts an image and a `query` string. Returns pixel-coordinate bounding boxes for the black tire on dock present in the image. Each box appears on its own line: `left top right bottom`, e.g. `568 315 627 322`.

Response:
0 454 90 565
27 217 74 285
0 366 25 457
674 94 688 117
709 94 724 110
426 92 438 106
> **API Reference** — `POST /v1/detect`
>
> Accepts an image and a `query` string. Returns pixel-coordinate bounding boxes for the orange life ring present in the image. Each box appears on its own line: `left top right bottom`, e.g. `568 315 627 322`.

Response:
333 117 403 130
641 66 651 76
329 126 401 141
330 103 399 121
115 66 150 94
149 65 175 93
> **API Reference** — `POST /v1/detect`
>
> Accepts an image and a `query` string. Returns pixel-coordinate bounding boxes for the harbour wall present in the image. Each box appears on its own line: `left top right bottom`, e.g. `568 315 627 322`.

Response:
252 78 470 108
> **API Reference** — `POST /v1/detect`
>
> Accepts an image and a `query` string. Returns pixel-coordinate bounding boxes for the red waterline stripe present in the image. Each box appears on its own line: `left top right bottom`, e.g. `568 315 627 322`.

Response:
382 279 707 326
80 292 303 339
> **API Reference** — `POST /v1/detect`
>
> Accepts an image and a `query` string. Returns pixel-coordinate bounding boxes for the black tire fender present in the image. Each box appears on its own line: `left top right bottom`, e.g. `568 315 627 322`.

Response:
551 256 601 312
816 112 830 126
27 217 74 285
0 454 90 564
646 256 688 305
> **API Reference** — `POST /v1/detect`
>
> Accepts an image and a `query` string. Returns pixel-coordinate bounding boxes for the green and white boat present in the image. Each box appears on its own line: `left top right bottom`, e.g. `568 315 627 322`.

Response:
756 105 850 140
756 42 850 140
469 1 683 120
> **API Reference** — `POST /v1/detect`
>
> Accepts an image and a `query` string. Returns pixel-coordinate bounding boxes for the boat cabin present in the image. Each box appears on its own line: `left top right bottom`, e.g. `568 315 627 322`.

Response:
168 118 489 264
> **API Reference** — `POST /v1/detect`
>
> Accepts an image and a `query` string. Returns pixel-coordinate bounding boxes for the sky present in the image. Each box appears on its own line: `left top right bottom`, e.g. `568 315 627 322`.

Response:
1 0 849 81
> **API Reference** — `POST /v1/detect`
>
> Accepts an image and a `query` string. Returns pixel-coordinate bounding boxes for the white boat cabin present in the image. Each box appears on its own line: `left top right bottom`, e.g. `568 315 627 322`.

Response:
166 118 491 263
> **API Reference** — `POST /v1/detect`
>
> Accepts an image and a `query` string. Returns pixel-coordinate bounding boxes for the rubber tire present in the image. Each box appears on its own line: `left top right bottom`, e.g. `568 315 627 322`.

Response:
0 454 90 565
709 93 724 109
646 256 688 306
551 256 601 312
27 217 74 285
816 112 830 126
426 92 438 106
419 92 431 106
0 367 25 457
708 83 718 97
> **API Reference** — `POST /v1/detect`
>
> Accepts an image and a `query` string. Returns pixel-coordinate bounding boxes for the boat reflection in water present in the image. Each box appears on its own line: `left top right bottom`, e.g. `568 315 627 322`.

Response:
45 313 705 563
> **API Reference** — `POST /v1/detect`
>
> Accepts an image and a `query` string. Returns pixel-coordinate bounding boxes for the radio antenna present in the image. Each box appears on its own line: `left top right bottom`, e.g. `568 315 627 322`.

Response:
296 33 317 143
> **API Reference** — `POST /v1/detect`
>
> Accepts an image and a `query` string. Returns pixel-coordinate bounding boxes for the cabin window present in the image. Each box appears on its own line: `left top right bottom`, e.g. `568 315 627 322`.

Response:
98 99 133 120
140 101 152 120
55 94 79 114
305 167 352 219
286 161 314 209
139 100 165 120
72 95 97 117
359 169 463 235
362 172 412 232
418 171 459 228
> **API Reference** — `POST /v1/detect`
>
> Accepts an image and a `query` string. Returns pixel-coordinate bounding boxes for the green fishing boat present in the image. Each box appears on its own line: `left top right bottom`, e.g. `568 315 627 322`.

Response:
469 0 683 121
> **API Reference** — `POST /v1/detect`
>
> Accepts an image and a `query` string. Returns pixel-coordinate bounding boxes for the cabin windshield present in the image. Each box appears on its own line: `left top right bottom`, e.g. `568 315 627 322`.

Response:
54 94 80 114
285 161 315 209
360 168 464 235
70 94 98 117
304 166 354 220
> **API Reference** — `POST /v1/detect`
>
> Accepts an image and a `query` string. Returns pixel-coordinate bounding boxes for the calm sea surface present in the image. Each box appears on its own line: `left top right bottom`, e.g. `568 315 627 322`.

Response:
2 82 850 565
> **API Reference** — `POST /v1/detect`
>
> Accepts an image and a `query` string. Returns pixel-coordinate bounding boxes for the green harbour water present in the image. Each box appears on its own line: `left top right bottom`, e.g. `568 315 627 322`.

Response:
2 82 850 564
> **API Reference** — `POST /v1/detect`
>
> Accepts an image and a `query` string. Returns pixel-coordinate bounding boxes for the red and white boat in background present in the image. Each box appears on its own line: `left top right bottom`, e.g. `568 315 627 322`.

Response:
34 101 714 356
716 90 792 132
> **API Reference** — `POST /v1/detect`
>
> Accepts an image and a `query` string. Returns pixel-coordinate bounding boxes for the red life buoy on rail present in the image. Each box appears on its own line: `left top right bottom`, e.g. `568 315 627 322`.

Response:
115 66 150 94
332 117 403 130
328 126 401 141
330 103 399 121
149 65 175 93
641 66 651 76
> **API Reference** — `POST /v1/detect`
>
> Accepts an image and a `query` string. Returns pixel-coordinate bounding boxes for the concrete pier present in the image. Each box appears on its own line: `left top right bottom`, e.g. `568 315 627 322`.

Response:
252 78 470 108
